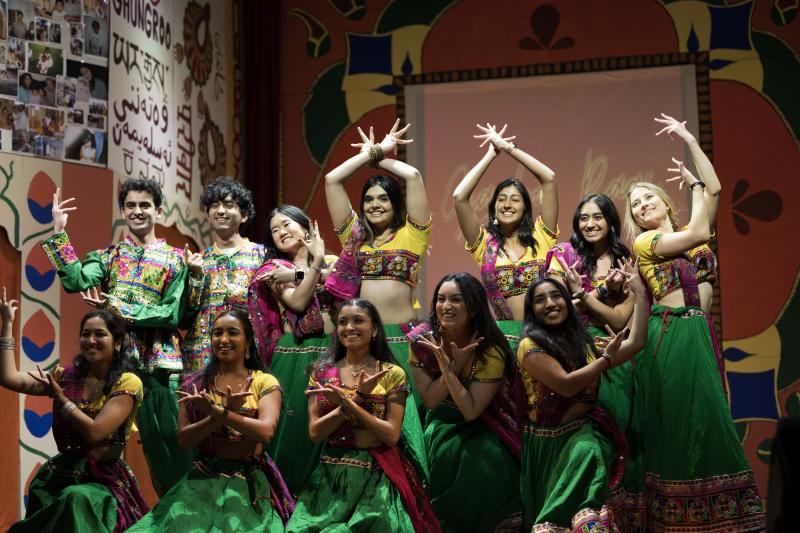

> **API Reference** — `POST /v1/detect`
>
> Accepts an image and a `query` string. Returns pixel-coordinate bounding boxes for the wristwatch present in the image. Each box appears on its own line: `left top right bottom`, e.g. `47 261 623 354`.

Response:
295 269 305 282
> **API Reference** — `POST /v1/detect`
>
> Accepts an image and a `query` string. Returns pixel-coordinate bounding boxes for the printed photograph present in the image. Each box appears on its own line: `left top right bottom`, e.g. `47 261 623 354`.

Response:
82 0 107 19
6 38 24 71
68 21 81 55
66 59 106 100
64 124 105 164
26 41 62 76
8 0 34 40
55 74 74 106
0 97 14 128
83 16 107 57
17 71 55 105
29 103 65 137
0 1 7 41
66 106 82 125
0 68 18 97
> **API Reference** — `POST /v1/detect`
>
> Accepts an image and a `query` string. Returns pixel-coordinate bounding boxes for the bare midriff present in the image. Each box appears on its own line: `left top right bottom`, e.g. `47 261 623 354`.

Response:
360 279 417 324
506 293 526 322
209 436 263 460
527 400 594 425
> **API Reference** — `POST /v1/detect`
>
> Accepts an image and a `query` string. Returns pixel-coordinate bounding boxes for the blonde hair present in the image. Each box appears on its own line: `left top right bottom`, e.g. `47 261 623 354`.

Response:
624 182 680 242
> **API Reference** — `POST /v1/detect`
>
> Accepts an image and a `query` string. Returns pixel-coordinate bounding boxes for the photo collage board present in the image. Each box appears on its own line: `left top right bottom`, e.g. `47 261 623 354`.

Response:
0 0 108 165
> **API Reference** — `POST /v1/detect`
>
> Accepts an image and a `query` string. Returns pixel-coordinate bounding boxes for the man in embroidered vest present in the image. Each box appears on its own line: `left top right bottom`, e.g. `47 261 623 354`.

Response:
41 178 193 495
181 176 266 372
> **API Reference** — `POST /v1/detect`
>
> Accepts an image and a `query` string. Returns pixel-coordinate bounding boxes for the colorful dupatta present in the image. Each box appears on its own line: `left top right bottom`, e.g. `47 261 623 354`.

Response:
248 258 326 367
325 212 367 300
480 232 516 320
407 323 524 460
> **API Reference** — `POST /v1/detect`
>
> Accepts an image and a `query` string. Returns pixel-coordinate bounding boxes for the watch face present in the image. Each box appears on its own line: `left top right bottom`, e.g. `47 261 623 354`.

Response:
295 270 305 281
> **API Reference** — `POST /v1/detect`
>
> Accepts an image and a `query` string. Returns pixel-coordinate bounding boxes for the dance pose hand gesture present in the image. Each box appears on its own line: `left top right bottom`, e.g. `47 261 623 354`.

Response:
255 263 295 286
666 157 701 190
302 221 326 260
417 333 483 375
219 384 253 413
351 119 413 156
555 256 587 294
80 286 108 308
52 187 77 233
306 381 348 406
183 245 204 278
0 287 18 323
28 364 65 401
474 123 516 153
654 113 695 143
356 361 390 396
176 383 214 417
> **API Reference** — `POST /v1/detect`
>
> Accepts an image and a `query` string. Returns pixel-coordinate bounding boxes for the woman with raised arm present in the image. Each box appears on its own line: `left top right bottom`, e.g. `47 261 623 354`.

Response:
517 273 648 532
0 292 148 532
654 113 726 388
407 273 522 532
453 123 559 349
546 195 637 434
127 309 293 532
323 119 430 471
247 204 335 493
287 299 439 533
623 141 764 530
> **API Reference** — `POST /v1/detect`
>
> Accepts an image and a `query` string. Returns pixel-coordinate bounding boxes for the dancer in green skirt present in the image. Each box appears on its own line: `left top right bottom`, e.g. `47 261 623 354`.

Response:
249 204 336 494
453 122 559 354
408 273 523 532
0 299 148 532
518 275 648 532
622 117 764 531
41 179 193 494
128 309 293 532
287 299 439 533
323 119 430 474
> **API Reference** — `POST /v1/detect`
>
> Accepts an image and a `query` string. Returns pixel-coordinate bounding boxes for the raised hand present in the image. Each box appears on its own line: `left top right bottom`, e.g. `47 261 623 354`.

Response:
654 113 695 143
176 383 213 416
666 157 701 190
377 118 413 155
80 286 108 308
0 287 19 324
602 324 628 361
604 268 625 293
556 256 586 293
449 333 483 373
52 187 77 233
416 334 454 374
305 381 347 405
183 244 204 278
28 364 62 399
302 220 326 260
223 384 252 412
356 361 390 396
351 125 376 154
474 123 516 152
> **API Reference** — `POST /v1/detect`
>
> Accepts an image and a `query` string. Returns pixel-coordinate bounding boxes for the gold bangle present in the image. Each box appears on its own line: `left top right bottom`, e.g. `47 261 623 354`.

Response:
504 142 516 154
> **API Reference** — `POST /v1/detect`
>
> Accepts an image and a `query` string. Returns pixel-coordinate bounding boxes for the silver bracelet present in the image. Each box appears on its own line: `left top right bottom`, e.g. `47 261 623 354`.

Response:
0 337 14 350
61 401 77 420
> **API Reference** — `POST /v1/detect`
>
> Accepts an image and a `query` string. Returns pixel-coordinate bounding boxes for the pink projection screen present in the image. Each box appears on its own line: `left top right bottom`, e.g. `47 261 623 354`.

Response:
400 59 705 313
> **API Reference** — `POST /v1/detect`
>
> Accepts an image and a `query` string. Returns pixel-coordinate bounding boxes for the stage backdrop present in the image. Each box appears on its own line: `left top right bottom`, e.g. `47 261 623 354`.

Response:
0 0 245 526
277 0 800 505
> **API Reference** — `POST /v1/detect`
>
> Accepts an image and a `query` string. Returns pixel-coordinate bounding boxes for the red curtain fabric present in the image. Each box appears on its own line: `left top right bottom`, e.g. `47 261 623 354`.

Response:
242 0 281 243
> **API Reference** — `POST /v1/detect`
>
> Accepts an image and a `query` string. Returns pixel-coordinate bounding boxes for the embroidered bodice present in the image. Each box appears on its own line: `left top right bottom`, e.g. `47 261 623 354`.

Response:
634 230 707 302
517 338 597 426
53 368 143 453
336 210 431 288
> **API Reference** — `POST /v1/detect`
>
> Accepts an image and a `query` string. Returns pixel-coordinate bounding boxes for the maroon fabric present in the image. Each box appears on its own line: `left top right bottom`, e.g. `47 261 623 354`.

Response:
85 457 149 532
259 454 296 525
369 446 442 533
407 322 523 460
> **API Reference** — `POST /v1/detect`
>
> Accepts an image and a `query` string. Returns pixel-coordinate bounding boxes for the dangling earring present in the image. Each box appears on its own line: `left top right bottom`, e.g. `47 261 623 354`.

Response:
245 349 251 360
372 332 377 340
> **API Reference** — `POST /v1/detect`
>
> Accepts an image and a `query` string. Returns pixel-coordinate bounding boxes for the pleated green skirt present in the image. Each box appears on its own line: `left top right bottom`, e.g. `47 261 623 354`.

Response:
426 402 521 532
267 333 330 495
10 454 146 533
286 447 415 532
621 305 764 532
136 369 196 495
521 419 616 532
127 455 284 532
497 320 522 355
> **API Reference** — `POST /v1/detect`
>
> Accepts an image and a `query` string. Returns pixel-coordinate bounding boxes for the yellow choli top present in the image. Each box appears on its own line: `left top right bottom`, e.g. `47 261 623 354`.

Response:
207 370 282 442
409 344 505 386
53 369 143 452
467 217 558 298
336 210 432 287
634 230 716 301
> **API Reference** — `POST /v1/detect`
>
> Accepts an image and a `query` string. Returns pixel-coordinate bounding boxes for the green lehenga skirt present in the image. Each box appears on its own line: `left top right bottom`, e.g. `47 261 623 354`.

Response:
10 454 147 533
618 305 764 532
497 320 522 355
521 419 617 532
136 369 196 495
267 332 330 494
127 455 285 532
425 402 521 532
286 447 415 532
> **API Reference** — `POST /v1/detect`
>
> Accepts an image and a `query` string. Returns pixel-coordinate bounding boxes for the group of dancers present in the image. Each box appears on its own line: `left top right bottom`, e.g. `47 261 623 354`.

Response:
0 114 765 532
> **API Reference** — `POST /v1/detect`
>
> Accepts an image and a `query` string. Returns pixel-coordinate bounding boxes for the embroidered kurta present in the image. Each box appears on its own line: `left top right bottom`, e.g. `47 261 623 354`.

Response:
42 231 188 371
182 241 266 372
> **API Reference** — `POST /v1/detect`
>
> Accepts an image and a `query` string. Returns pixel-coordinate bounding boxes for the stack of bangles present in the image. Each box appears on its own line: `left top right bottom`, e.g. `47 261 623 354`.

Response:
600 352 614 369
61 401 78 420
0 337 14 350
368 144 384 167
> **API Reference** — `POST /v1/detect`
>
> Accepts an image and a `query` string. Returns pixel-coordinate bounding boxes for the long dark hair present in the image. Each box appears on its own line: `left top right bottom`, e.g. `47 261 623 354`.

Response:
428 272 514 374
359 175 406 242
570 194 631 274
264 204 311 262
522 278 598 371
310 298 394 375
73 309 135 396
487 178 538 254
200 309 266 390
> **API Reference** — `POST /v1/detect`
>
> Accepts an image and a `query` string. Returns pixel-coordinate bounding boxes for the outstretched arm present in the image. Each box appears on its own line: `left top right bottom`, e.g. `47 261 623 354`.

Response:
652 159 710 256
655 114 720 232
0 292 52 395
453 142 498 246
